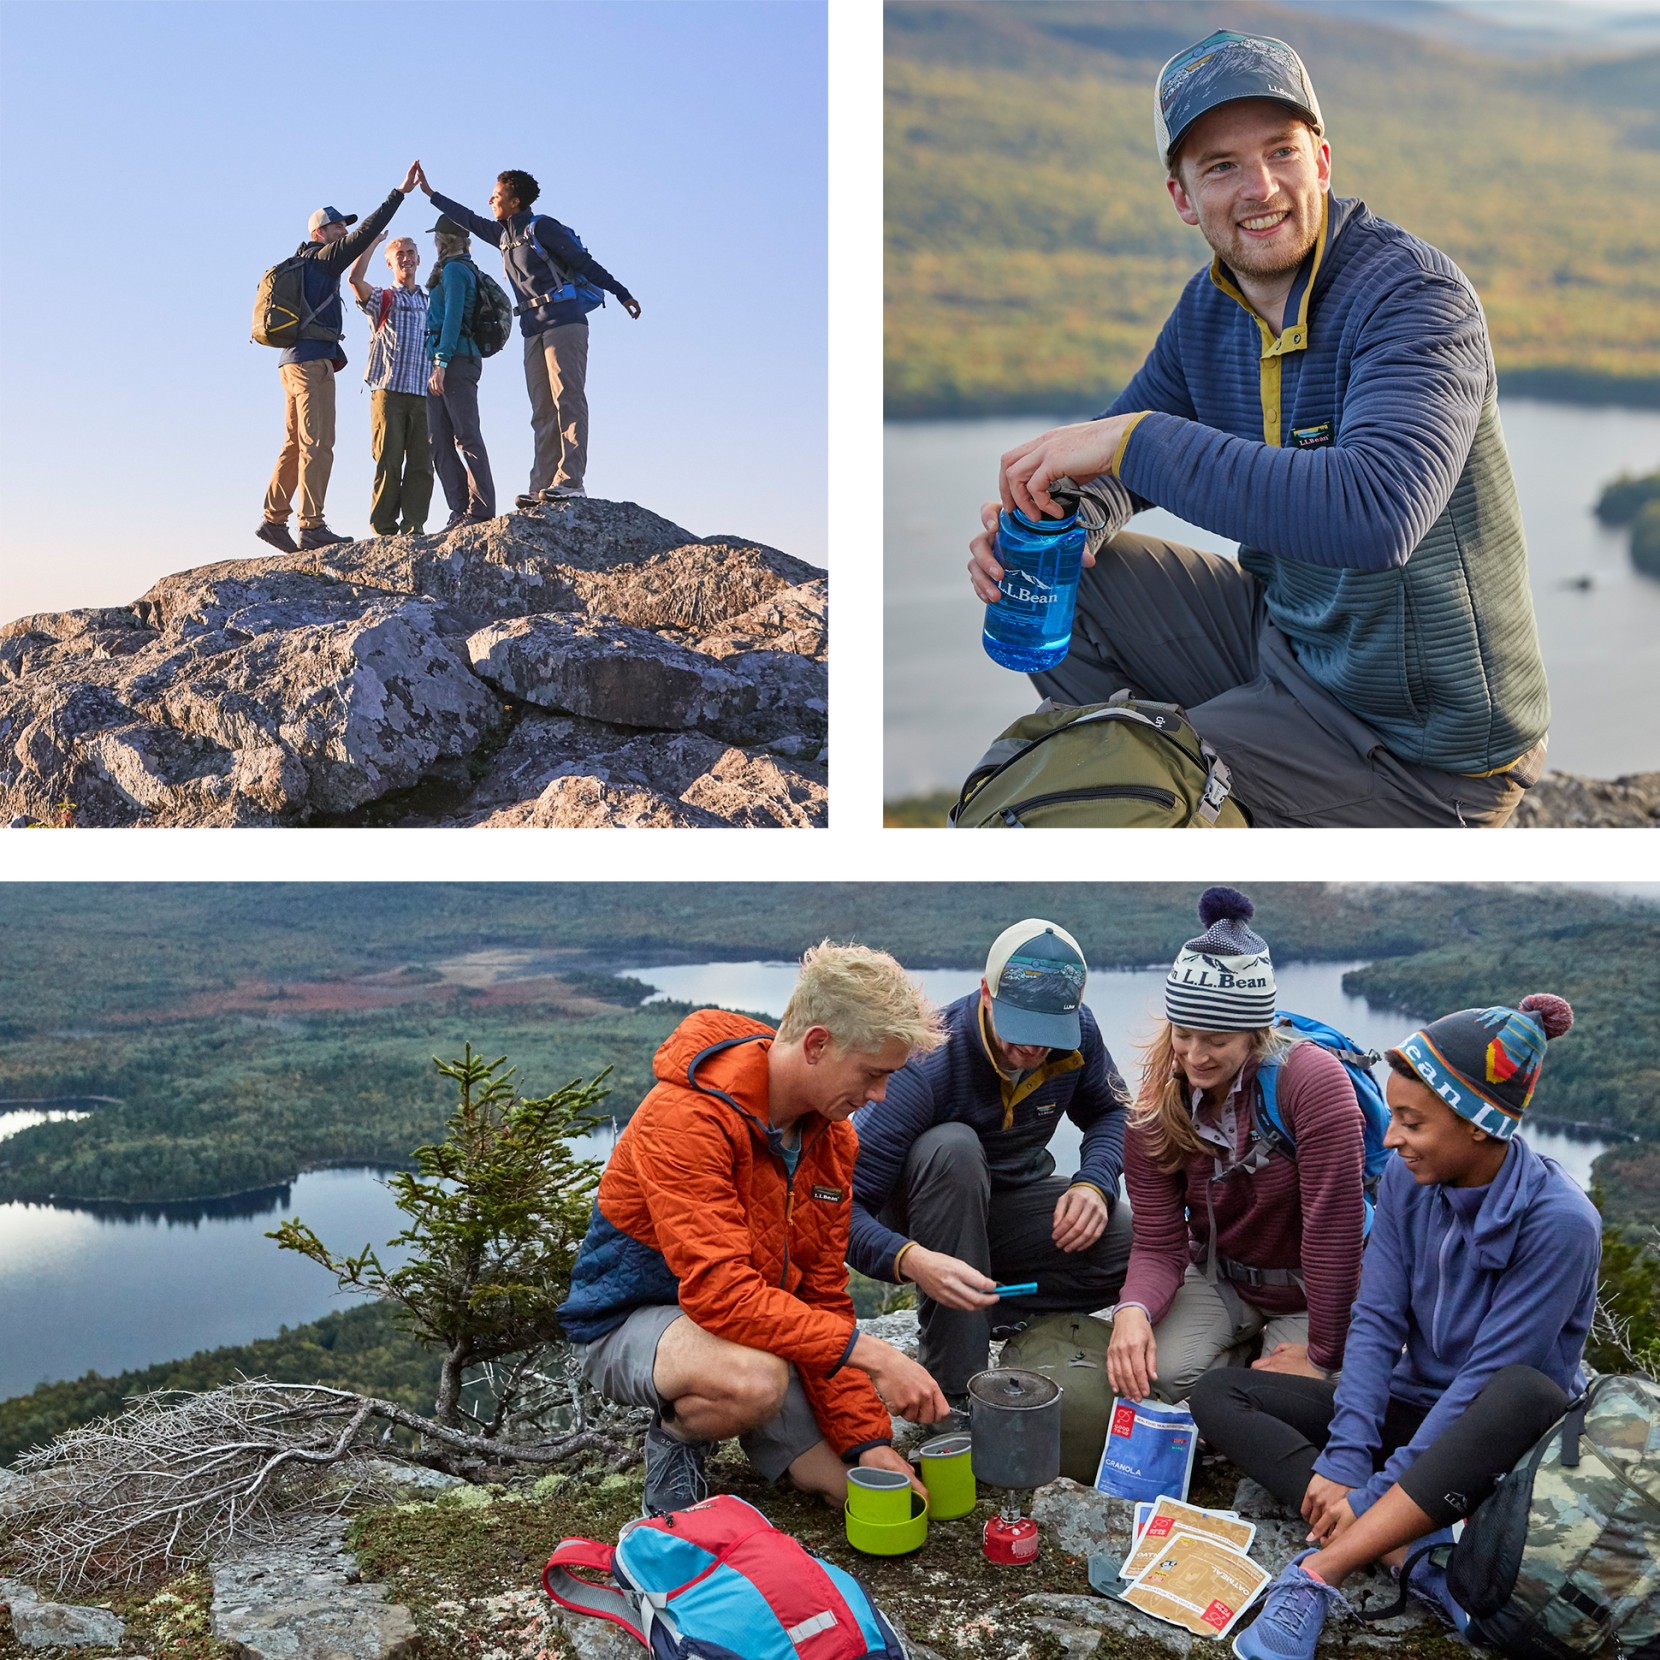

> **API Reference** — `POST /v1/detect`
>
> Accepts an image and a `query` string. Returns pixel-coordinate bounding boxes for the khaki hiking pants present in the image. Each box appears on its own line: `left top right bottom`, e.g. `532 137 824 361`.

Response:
263 359 337 530
1143 1265 1310 1406
369 389 434 536
524 322 589 495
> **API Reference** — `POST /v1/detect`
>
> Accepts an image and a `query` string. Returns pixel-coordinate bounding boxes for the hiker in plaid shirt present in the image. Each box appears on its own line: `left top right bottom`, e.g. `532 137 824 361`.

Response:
348 233 435 537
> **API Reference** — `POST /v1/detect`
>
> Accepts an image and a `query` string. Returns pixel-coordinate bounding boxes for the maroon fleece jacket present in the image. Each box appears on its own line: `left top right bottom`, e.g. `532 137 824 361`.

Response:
1120 1042 1365 1373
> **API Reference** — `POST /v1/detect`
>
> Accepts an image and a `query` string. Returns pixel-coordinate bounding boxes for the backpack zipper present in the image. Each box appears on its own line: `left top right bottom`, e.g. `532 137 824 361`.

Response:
999 784 1180 824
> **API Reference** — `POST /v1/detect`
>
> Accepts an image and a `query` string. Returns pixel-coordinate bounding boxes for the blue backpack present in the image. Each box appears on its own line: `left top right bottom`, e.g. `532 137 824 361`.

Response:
503 213 606 322
544 1494 905 1658
1254 1011 1391 1233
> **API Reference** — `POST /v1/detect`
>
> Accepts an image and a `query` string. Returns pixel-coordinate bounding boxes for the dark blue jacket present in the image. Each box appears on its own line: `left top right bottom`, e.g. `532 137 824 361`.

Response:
1312 1135 1600 1517
848 991 1128 1281
430 190 633 335
279 190 405 368
1101 195 1549 774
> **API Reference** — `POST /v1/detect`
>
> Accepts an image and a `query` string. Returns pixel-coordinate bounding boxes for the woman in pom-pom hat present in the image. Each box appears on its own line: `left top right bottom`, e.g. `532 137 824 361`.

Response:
1106 886 1371 1405
1202 992 1601 1660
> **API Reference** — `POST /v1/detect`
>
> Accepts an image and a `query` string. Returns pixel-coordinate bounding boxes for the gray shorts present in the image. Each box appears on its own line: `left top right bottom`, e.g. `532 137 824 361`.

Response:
577 1305 825 1482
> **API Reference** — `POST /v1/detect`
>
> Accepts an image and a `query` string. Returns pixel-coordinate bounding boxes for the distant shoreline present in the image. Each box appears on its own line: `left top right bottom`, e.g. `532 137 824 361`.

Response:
884 375 1660 425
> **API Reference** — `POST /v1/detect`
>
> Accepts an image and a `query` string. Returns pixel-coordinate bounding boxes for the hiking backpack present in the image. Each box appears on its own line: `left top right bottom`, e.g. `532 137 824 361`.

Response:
1403 1374 1660 1660
949 696 1250 828
544 1494 906 1658
1253 1012 1392 1232
504 214 607 321
434 257 514 358
251 253 337 349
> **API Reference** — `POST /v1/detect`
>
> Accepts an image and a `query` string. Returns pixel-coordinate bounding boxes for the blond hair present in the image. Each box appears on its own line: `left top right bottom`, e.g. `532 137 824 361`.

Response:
1129 1020 1292 1174
776 941 945 1057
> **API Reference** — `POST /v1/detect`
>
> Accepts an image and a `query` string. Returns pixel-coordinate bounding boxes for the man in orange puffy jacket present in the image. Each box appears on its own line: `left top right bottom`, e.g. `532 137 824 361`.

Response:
559 942 952 1515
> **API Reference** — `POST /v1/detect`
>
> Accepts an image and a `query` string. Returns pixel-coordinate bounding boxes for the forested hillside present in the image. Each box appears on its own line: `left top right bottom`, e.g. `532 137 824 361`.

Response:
885 1 1660 415
1 884 1654 1205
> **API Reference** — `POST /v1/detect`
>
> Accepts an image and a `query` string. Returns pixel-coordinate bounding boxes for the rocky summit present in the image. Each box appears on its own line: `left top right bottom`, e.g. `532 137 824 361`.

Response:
0 500 827 828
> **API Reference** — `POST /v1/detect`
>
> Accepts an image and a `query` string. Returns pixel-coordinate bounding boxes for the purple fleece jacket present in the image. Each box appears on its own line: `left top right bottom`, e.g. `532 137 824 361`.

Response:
1313 1134 1600 1515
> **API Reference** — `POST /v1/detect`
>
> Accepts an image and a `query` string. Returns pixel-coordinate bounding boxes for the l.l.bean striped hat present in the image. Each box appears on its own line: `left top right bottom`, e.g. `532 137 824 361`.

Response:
1389 994 1574 1140
1164 886 1276 1031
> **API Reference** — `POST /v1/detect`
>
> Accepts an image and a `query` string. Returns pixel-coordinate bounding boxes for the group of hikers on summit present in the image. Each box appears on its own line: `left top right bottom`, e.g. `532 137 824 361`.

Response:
556 886 1604 1660
255 160 638 551
967 30 1552 829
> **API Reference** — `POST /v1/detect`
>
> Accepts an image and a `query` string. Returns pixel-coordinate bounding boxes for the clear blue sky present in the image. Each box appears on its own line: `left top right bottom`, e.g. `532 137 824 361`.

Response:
0 0 827 623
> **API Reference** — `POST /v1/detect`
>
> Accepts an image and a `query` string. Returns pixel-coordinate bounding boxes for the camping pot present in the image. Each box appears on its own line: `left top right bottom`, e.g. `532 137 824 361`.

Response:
966 1368 1061 1491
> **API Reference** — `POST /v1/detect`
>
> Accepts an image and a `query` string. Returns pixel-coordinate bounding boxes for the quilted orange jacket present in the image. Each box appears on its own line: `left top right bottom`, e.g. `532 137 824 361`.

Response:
558 1008 892 1459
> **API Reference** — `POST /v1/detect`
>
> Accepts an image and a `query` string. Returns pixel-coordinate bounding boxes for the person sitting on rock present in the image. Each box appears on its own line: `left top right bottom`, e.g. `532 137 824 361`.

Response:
256 163 421 554
415 163 640 507
1202 993 1598 1658
1107 887 1368 1405
847 919 1132 1404
347 233 434 538
557 942 950 1517
424 215 496 530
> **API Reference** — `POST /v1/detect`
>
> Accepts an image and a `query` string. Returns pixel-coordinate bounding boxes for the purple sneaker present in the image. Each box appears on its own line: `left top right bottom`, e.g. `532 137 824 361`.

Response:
1399 1529 1469 1635
1233 1552 1351 1660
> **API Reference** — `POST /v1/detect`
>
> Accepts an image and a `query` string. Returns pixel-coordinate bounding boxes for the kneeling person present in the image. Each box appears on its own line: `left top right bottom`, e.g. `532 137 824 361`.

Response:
849 920 1132 1397
558 943 949 1516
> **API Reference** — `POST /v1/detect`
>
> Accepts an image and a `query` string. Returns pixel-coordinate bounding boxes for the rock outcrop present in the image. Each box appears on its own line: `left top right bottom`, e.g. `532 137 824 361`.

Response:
0 501 827 828
0 1578 126 1649
1507 770 1660 828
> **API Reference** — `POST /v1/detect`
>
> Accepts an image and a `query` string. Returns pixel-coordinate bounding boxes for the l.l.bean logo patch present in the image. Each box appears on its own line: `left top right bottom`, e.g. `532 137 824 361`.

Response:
811 1184 843 1203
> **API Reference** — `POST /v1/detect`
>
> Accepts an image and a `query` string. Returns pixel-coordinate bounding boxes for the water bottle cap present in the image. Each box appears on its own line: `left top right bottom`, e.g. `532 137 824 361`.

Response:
1005 504 1078 533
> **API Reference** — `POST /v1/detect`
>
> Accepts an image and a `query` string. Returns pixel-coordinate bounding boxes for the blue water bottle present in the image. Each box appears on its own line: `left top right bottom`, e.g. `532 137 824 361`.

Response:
982 505 1085 673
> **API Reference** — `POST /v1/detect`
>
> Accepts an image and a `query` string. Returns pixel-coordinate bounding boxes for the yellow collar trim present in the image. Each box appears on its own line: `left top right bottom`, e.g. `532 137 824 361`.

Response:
978 1000 1084 1128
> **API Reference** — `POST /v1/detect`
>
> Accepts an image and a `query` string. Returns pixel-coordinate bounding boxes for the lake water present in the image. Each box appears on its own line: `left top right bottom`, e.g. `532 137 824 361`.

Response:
885 399 1660 796
0 959 1617 1401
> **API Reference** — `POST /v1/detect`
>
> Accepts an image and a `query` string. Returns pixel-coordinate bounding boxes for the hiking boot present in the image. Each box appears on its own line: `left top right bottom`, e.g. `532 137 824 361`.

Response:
1397 1530 1468 1634
297 524 355 550
254 519 298 554
1232 1553 1351 1660
642 1422 713 1517
455 511 493 527
539 483 586 500
438 511 467 533
513 493 543 511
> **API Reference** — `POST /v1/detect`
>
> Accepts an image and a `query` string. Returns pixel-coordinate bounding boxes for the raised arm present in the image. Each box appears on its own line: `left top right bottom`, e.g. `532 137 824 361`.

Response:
348 232 387 303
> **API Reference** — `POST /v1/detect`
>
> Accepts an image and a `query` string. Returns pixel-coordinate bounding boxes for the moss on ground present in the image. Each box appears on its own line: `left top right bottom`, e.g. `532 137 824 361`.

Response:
0 1566 234 1660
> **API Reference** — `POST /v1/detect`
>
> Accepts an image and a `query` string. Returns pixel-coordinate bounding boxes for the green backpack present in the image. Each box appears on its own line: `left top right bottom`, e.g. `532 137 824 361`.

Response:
251 253 337 350
1405 1374 1660 1660
950 696 1250 828
998 1312 1116 1484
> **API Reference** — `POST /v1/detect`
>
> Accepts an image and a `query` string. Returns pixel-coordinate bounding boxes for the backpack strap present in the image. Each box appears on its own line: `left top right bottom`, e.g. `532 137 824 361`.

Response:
542 1538 647 1645
376 289 394 332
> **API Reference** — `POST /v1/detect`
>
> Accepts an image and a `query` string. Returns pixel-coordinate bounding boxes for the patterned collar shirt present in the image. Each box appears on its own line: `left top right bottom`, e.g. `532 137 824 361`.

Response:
356 283 430 396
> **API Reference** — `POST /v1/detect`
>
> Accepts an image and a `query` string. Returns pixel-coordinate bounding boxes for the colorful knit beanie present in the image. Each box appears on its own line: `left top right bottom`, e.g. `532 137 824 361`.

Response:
1165 886 1276 1031
1388 993 1574 1140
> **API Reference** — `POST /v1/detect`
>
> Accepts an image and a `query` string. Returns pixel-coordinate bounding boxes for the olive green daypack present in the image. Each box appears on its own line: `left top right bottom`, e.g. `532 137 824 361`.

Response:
999 1312 1116 1484
949 697 1250 828
251 254 338 350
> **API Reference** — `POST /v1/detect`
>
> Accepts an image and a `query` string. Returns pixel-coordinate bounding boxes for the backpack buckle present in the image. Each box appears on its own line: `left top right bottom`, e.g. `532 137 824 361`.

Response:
1198 761 1232 825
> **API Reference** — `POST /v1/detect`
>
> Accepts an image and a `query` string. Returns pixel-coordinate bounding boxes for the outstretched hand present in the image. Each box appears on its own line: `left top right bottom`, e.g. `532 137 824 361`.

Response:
399 160 422 196
414 161 433 197
622 296 642 320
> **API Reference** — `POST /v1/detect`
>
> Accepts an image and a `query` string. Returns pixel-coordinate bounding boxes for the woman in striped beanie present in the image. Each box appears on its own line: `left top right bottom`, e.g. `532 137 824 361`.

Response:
1106 887 1370 1405
1201 992 1601 1660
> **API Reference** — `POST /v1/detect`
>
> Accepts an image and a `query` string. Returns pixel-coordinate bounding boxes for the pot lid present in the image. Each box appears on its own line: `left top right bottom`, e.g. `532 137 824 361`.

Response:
967 1367 1060 1410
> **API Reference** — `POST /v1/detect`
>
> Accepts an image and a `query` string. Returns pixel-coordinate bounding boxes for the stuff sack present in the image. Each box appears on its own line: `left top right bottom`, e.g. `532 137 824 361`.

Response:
1253 1012 1392 1232
544 1493 906 1658
251 254 336 350
949 697 1249 828
1000 1312 1115 1485
1435 1374 1660 1660
1093 1396 1199 1504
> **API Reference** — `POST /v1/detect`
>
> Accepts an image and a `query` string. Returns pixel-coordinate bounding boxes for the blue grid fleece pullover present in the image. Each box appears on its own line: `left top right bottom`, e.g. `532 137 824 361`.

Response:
1105 195 1549 774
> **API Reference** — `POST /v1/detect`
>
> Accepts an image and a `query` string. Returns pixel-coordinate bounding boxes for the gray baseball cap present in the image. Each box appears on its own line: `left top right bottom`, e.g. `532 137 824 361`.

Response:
307 206 357 234
427 214 468 237
1154 31 1323 166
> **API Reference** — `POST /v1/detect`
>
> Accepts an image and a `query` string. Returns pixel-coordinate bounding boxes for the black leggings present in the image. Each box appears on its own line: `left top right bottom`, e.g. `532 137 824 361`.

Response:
1189 1363 1570 1527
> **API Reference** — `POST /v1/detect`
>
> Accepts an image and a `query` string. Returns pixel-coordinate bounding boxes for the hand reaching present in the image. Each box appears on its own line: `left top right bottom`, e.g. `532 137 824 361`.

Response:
414 161 433 197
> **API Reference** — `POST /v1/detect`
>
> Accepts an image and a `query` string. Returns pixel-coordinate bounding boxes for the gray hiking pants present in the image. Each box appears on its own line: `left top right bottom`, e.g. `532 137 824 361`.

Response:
883 1122 1132 1395
1029 531 1545 828
427 355 495 519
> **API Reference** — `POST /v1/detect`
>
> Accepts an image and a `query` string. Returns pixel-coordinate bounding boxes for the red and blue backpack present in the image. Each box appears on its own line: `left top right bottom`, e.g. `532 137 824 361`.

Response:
544 1494 906 1658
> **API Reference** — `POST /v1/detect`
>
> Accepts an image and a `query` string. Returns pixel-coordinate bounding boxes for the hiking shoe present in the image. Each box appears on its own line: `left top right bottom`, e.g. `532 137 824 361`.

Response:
539 483 586 500
455 511 493 527
1397 1530 1468 1634
254 519 298 554
1232 1553 1350 1660
513 493 543 511
642 1422 713 1517
297 524 354 550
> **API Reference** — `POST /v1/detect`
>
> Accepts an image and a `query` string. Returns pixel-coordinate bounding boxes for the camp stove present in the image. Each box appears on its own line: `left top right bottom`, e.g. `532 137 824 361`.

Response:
967 1367 1061 1565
